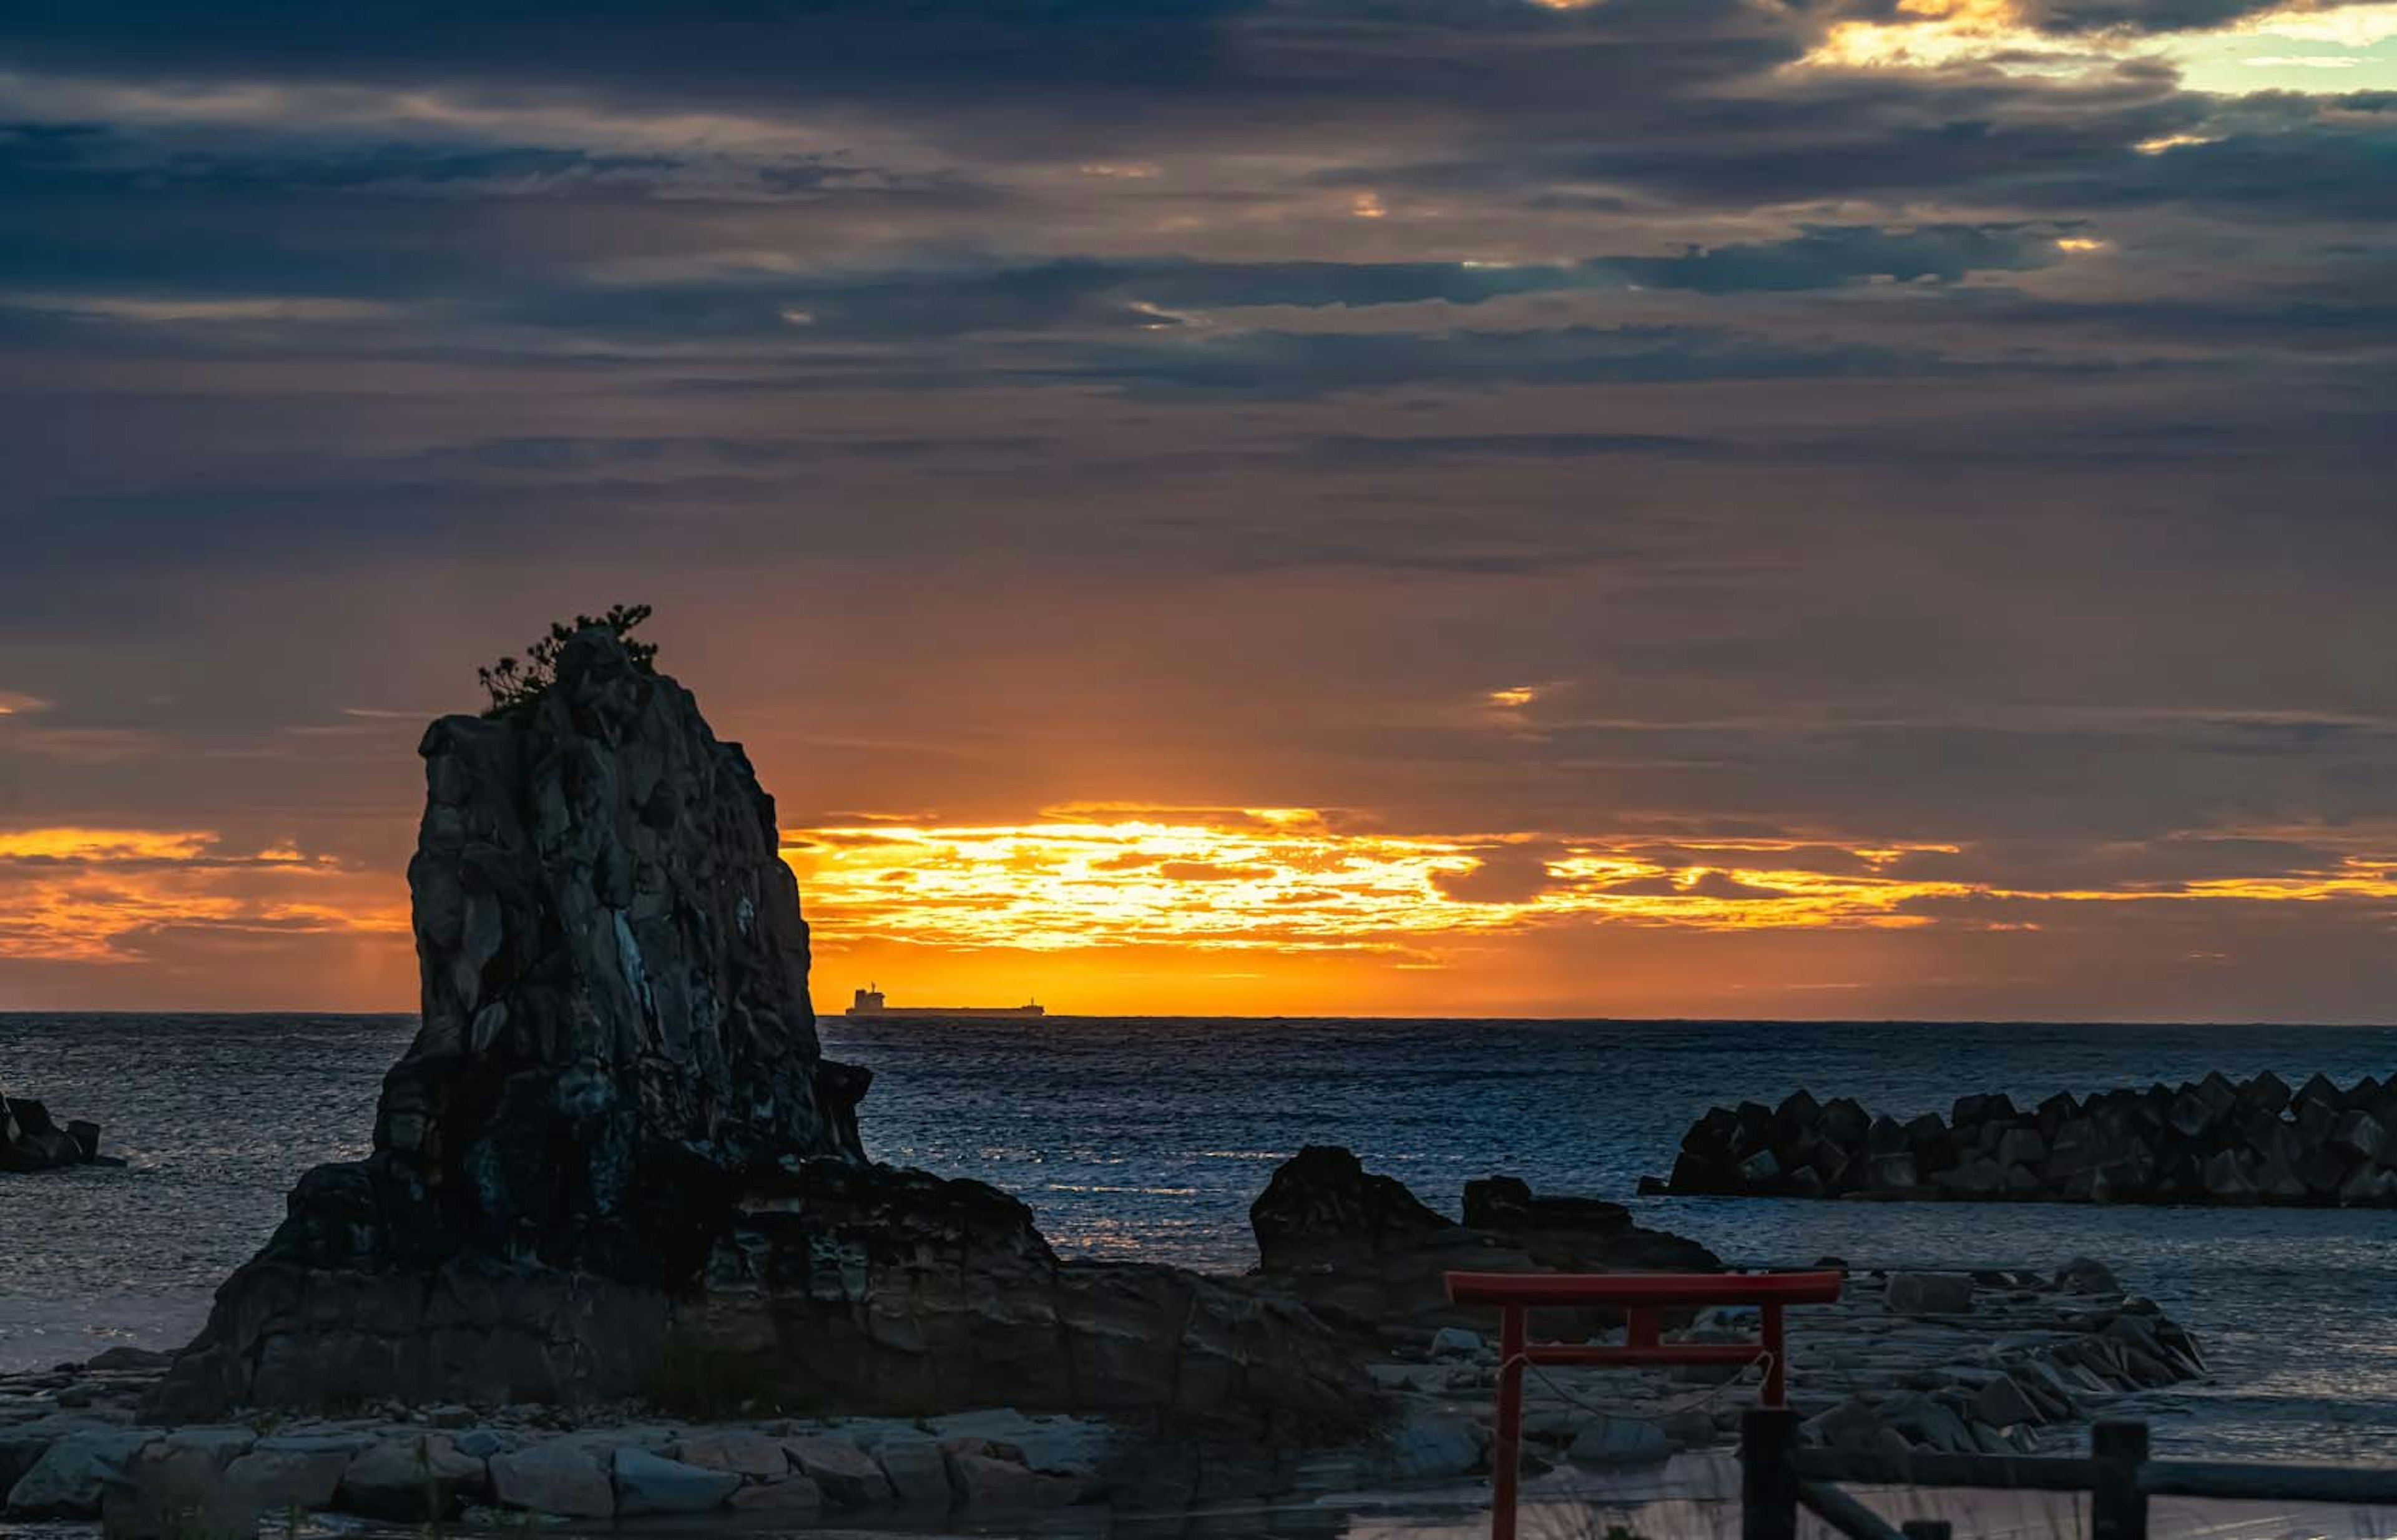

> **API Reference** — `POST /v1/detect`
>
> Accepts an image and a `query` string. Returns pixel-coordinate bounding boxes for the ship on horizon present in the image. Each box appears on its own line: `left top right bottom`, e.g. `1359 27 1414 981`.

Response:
843 984 1046 1019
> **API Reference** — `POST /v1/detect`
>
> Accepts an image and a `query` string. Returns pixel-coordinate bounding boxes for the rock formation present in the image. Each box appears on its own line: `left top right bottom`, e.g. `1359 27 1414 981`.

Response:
150 629 1368 1433
1655 1072 2397 1205
680 1158 1372 1436
0 1091 107 1174
1249 1145 1722 1336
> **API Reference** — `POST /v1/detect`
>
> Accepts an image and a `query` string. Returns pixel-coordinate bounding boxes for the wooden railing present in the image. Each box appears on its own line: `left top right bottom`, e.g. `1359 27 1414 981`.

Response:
1747 1411 2397 1540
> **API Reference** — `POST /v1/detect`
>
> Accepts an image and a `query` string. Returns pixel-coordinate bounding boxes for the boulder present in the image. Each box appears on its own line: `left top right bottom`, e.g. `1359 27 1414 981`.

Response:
613 1446 740 1515
946 1448 1080 1509
1382 1407 1485 1480
100 1438 259 1539
730 1474 824 1514
337 1435 488 1521
1247 1149 1715 1338
2331 1109 2388 1165
673 1430 788 1479
868 1435 953 1508
1971 1375 2042 1429
2054 1257 2122 1296
1 1417 105 1491
5 1430 155 1518
1936 1157 2003 1199
490 1441 615 1518
1819 1096 1871 1149
2240 1071 2293 1116
782 1435 894 1507
1885 1273 1974 1316
1567 1416 1669 1466
1461 1174 1722 1272
1865 1152 1919 1192
220 1444 351 1511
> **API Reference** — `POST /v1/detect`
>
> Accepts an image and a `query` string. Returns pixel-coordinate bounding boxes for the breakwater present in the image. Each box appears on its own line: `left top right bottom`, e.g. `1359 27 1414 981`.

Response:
1655 1071 2397 1205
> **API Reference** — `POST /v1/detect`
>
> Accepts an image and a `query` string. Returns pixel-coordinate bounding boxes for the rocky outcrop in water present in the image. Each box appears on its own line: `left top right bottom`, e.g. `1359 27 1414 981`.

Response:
0 1091 106 1174
1655 1072 2397 1205
681 1157 1372 1436
1249 1146 1722 1338
149 630 1368 1435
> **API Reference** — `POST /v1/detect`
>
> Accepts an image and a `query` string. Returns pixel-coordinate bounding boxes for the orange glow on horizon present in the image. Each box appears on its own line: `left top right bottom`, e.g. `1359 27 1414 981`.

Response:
0 825 406 964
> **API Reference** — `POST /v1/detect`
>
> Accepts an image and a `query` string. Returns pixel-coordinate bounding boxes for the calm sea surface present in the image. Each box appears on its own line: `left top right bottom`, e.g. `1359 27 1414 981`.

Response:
3 1014 2393 1465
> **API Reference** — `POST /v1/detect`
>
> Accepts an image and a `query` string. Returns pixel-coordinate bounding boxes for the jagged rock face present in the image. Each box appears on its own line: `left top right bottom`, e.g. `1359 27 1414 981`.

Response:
682 1160 1380 1439
151 632 868 1416
389 627 866 1274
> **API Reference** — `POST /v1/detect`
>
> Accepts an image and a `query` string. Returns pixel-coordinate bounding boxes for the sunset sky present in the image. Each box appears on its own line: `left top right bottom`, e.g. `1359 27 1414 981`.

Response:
6 1 2397 1019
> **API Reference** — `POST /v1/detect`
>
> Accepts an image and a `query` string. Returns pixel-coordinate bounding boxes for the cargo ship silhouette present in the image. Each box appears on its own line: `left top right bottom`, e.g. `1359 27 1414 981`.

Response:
843 984 1046 1019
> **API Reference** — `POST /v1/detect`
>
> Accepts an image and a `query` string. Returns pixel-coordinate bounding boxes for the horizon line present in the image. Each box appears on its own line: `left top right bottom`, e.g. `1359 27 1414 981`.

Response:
1 1008 2392 1029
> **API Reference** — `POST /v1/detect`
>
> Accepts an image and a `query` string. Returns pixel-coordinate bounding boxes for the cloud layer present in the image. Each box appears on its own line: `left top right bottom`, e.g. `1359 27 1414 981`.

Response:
4 0 2397 1016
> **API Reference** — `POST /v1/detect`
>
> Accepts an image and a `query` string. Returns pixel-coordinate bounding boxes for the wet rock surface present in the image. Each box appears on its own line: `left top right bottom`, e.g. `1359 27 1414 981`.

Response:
1657 1074 2397 1205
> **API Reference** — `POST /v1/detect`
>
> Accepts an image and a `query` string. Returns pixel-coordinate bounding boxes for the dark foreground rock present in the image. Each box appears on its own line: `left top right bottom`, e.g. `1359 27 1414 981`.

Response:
149 630 1368 1437
679 1157 1374 1435
1655 1073 2397 1205
0 1091 109 1173
1250 1145 1723 1338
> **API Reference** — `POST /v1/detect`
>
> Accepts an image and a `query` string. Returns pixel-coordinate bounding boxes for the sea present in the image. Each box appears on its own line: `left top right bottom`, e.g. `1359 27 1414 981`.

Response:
4 1013 2395 1474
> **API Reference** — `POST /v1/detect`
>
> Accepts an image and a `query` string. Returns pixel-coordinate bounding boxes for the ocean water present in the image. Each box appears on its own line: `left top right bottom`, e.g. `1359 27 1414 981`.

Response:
3 1013 2394 1467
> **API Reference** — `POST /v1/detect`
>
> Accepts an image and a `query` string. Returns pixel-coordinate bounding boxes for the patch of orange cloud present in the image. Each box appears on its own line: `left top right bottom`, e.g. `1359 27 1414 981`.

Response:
0 826 408 964
784 812 1977 956
785 812 2397 962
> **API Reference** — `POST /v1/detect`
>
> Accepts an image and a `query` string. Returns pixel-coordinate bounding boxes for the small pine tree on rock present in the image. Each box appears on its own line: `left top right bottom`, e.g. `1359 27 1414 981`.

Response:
478 603 658 716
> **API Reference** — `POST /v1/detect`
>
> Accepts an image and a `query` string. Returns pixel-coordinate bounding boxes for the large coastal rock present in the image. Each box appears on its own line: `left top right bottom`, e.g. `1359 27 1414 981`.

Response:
150 630 1368 1436
1657 1072 2397 1206
1249 1146 1722 1337
149 631 877 1415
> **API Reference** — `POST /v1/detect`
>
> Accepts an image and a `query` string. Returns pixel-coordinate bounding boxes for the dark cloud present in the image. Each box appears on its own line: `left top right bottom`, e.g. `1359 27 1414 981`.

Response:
0 1 1265 100
1433 845 1565 904
1601 223 2071 292
1041 323 1926 398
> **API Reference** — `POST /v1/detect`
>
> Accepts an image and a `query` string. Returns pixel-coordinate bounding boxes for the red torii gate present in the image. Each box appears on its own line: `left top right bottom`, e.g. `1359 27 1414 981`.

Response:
1446 1269 1846 1540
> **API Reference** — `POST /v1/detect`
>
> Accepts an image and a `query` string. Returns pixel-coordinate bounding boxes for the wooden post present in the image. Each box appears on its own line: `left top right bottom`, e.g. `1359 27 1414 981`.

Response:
1762 1302 1788 1408
1742 1408 1801 1540
2092 1421 2150 1540
1492 1303 1525 1540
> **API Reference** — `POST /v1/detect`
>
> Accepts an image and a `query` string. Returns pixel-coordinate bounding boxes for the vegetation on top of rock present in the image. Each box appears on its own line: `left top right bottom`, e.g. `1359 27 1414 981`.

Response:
476 603 658 716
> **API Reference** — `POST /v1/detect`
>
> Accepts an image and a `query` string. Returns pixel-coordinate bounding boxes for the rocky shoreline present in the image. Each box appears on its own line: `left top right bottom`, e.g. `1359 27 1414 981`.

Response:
1 1147 2207 1533
1656 1074 2397 1205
